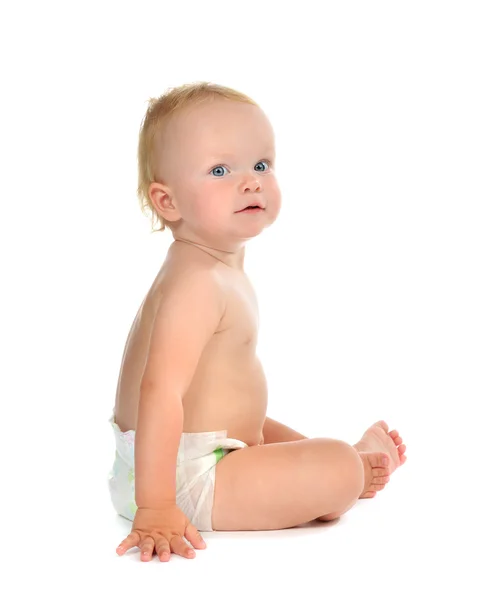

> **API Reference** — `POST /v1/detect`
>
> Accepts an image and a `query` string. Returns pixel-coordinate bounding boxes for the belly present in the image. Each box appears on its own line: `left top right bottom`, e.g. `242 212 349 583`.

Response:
182 354 268 446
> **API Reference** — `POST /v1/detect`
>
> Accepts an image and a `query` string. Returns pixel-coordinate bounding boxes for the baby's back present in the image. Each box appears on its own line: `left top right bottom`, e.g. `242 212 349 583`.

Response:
113 241 268 446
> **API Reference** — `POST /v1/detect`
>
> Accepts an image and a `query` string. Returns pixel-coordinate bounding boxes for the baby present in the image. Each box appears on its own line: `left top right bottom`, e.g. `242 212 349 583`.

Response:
109 82 407 562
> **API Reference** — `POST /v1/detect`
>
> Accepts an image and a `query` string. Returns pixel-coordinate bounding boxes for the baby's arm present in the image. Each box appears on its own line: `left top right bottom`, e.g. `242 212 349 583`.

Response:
135 269 226 508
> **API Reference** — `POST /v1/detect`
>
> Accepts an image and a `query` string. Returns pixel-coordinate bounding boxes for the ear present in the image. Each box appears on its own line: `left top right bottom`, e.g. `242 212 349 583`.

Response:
149 182 182 223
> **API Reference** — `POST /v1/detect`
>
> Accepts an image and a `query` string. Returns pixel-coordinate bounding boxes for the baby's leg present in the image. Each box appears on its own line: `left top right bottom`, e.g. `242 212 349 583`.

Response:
212 438 365 531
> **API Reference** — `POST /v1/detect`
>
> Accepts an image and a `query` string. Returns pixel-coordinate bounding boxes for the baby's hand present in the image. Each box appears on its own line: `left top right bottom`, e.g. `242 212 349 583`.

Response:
116 505 207 561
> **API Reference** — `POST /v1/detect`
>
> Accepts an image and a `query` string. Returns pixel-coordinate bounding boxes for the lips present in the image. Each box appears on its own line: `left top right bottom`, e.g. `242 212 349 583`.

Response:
236 204 264 213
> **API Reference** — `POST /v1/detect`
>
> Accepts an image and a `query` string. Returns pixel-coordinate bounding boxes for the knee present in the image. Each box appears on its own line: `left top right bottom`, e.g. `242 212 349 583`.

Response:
315 439 364 503
335 441 364 499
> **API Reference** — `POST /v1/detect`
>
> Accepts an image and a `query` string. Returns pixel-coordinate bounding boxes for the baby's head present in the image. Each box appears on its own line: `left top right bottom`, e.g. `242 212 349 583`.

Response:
137 82 281 248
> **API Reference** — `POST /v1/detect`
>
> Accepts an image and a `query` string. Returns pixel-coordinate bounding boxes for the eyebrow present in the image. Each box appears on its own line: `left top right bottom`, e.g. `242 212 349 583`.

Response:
207 151 275 160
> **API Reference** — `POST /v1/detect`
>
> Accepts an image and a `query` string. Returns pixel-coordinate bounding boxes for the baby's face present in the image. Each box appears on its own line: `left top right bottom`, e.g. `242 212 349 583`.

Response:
154 99 281 244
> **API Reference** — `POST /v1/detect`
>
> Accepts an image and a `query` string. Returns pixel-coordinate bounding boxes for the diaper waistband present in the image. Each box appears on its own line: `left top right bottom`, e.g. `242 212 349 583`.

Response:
108 412 247 465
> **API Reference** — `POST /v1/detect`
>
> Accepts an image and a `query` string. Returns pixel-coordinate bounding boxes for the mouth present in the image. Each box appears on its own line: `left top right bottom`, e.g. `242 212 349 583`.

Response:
236 205 265 213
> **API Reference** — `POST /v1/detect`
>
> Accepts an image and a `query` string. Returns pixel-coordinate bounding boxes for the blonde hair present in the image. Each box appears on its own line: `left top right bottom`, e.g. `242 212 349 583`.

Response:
137 81 259 234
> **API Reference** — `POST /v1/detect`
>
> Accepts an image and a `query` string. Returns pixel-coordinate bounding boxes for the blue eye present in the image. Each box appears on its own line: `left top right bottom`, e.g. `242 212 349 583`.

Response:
210 160 270 177
254 160 270 172
211 165 228 177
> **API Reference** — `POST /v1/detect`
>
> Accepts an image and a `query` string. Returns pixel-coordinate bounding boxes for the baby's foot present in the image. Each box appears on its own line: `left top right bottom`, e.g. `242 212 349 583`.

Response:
354 420 407 499
358 452 391 498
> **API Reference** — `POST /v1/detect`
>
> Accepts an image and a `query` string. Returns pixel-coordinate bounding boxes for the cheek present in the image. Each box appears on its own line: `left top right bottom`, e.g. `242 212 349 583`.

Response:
188 182 228 224
267 179 282 208
199 181 230 209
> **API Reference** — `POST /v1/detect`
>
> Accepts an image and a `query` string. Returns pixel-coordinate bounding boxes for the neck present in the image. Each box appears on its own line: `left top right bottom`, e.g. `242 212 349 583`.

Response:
173 237 246 270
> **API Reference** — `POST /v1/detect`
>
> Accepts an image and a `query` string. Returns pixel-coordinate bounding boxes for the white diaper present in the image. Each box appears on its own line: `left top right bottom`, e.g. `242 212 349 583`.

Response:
107 412 247 531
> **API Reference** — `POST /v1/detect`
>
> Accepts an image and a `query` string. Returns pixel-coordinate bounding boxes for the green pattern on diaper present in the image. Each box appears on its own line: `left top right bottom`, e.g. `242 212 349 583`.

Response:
128 468 134 483
214 447 225 463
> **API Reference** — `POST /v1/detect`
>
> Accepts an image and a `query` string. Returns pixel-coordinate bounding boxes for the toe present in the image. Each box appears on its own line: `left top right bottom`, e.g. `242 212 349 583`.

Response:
389 430 400 442
373 467 390 477
360 491 377 499
375 452 390 467
373 476 390 485
366 451 389 468
376 420 389 432
372 483 386 491
398 444 406 455
389 430 403 446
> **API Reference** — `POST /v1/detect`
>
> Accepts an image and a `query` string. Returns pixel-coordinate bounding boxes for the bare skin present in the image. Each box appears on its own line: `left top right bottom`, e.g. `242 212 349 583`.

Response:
317 421 407 522
113 240 407 537
355 420 407 499
113 239 268 447
113 98 407 556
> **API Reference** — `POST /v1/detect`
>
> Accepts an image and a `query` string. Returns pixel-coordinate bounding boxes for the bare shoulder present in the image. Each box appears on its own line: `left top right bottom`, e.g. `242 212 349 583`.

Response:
148 254 227 321
138 257 230 395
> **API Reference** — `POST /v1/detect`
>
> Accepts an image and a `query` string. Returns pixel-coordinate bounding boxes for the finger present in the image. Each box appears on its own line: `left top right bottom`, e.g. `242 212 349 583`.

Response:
170 534 196 559
154 537 171 562
116 531 140 555
184 522 207 549
140 536 155 561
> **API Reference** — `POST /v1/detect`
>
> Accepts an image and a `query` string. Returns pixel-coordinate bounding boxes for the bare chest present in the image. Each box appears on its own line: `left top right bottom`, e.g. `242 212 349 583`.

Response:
114 266 264 436
220 271 259 345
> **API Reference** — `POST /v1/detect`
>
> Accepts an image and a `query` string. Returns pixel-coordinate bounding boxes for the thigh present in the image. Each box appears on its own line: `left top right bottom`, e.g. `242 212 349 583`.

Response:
211 437 362 531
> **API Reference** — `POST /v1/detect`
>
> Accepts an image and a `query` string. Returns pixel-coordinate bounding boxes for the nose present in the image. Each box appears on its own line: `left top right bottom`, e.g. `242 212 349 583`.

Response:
241 174 261 193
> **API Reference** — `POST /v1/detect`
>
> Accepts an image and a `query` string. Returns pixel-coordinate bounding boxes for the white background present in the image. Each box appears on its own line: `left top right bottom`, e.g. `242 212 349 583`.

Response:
1 1 481 598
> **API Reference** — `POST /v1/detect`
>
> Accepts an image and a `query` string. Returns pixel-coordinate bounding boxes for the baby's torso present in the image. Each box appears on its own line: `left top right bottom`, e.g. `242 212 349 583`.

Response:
113 245 268 447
